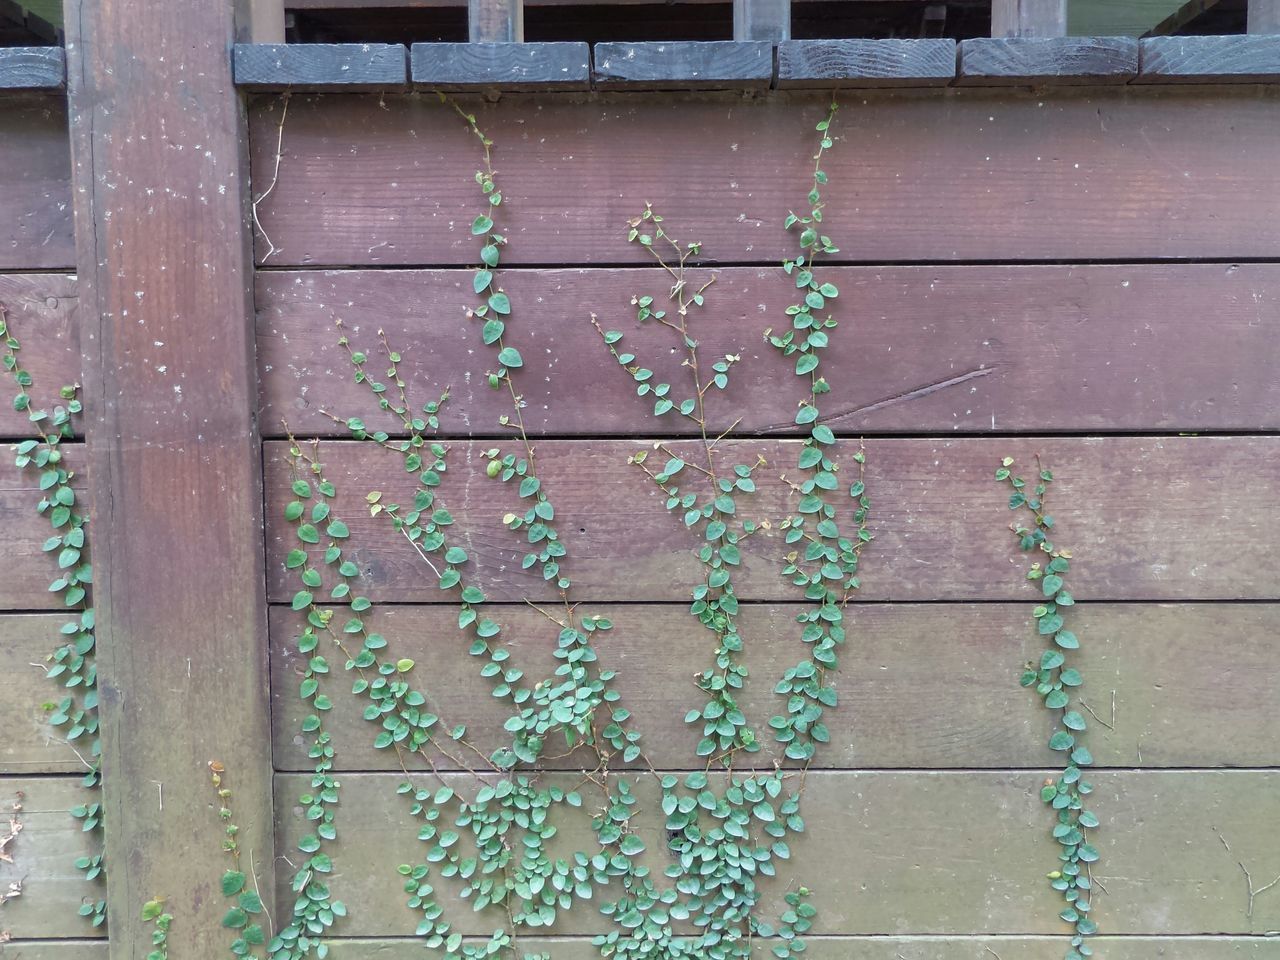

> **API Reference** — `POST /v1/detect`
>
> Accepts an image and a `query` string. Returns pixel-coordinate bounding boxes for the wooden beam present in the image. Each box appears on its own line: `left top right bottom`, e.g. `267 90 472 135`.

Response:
991 0 1067 36
236 0 286 41
63 0 275 956
734 0 790 41
1249 0 1280 32
469 0 522 42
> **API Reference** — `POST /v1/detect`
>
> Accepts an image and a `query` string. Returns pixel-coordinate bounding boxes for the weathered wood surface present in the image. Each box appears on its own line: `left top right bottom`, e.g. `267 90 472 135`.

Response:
0 449 84 611
1138 36 1280 83
0 944 107 959
0 777 103 940
1250 0 1280 33
776 39 956 88
0 274 77 438
411 42 590 90
991 0 1068 37
247 88 1280 266
959 38 1138 85
275 770 1280 935
66 0 275 953
0 615 87 775
233 43 409 91
320 939 1280 959
592 41 773 90
264 437 1280 603
0 47 65 90
0 98 73 271
470 0 522 42
257 263 1280 436
734 0 790 41
270 602 1280 772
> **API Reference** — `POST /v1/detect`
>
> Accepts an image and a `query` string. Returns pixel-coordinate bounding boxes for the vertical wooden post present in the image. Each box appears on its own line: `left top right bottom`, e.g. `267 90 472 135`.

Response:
734 0 791 41
991 0 1067 37
63 0 274 956
469 0 523 42
1248 0 1280 33
238 0 287 43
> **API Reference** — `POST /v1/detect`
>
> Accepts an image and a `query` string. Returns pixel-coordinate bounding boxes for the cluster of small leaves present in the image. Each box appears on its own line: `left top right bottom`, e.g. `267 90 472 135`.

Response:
766 100 870 764
208 761 270 957
141 897 173 960
1 306 105 929
998 457 1099 958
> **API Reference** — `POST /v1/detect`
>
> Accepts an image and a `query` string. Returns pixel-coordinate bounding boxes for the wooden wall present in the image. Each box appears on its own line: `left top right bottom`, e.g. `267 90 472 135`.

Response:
3 81 1280 957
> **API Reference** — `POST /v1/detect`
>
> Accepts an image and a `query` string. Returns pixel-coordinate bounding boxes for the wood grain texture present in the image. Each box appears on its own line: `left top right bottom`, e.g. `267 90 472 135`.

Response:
1250 0 1280 33
264 437 1280 604
734 0 790 41
0 945 107 959
0 777 104 940
593 41 773 89
233 42 409 91
0 446 84 611
411 41 589 90
66 0 275 954
275 770 1280 935
0 615 88 775
247 88 1280 266
1138 35 1280 83
269 602 1280 773
776 39 956 88
991 0 1068 37
0 97 73 271
256 263 1280 437
0 274 77 439
959 37 1138 85
0 47 65 90
470 0 522 42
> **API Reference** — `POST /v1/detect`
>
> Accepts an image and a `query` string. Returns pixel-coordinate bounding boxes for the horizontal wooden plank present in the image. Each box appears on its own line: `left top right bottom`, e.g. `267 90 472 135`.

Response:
318 937 1280 959
257 263 1280 436
0 615 86 775
958 37 1138 85
1138 35 1280 83
275 770 1280 935
0 47 65 91
264 437 1280 603
0 944 105 959
248 87 1280 266
0 273 78 438
592 41 772 90
0 97 73 271
0 445 84 611
776 39 956 88
270 602 1280 773
233 43 409 91
0 777 103 940
411 42 590 90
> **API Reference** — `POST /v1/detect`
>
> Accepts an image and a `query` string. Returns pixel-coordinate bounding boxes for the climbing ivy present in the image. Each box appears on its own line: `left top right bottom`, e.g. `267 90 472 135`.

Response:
142 897 173 960
998 456 1099 960
0 305 105 930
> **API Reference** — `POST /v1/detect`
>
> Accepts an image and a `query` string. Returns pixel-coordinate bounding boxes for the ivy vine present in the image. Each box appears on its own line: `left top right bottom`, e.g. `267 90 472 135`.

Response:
1 304 105 930
998 456 1099 960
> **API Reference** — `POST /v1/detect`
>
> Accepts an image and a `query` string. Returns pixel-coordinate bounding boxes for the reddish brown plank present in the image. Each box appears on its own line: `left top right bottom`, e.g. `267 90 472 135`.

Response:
0 96 74 271
275 770 1280 935
258 263 1280 436
270 602 1280 773
0 614 88 775
249 88 1280 266
0 274 79 438
0 446 84 611
264 437 1279 603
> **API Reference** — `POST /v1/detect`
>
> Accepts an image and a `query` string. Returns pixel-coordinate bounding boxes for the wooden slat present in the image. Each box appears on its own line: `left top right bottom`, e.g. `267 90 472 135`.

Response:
233 43 409 91
269 602 1280 773
991 0 1067 37
247 88 1280 266
275 770 1280 935
410 41 590 90
318 937 1280 959
776 39 956 88
0 944 106 959
733 0 790 41
0 97 73 271
592 41 773 90
958 38 1138 85
1249 0 1280 33
0 273 77 438
1137 36 1280 83
0 47 65 90
238 0 286 42
264 437 1280 604
469 0 522 42
0 447 84 611
0 777 104 940
256 263 1280 437
0 615 88 775
65 0 275 954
